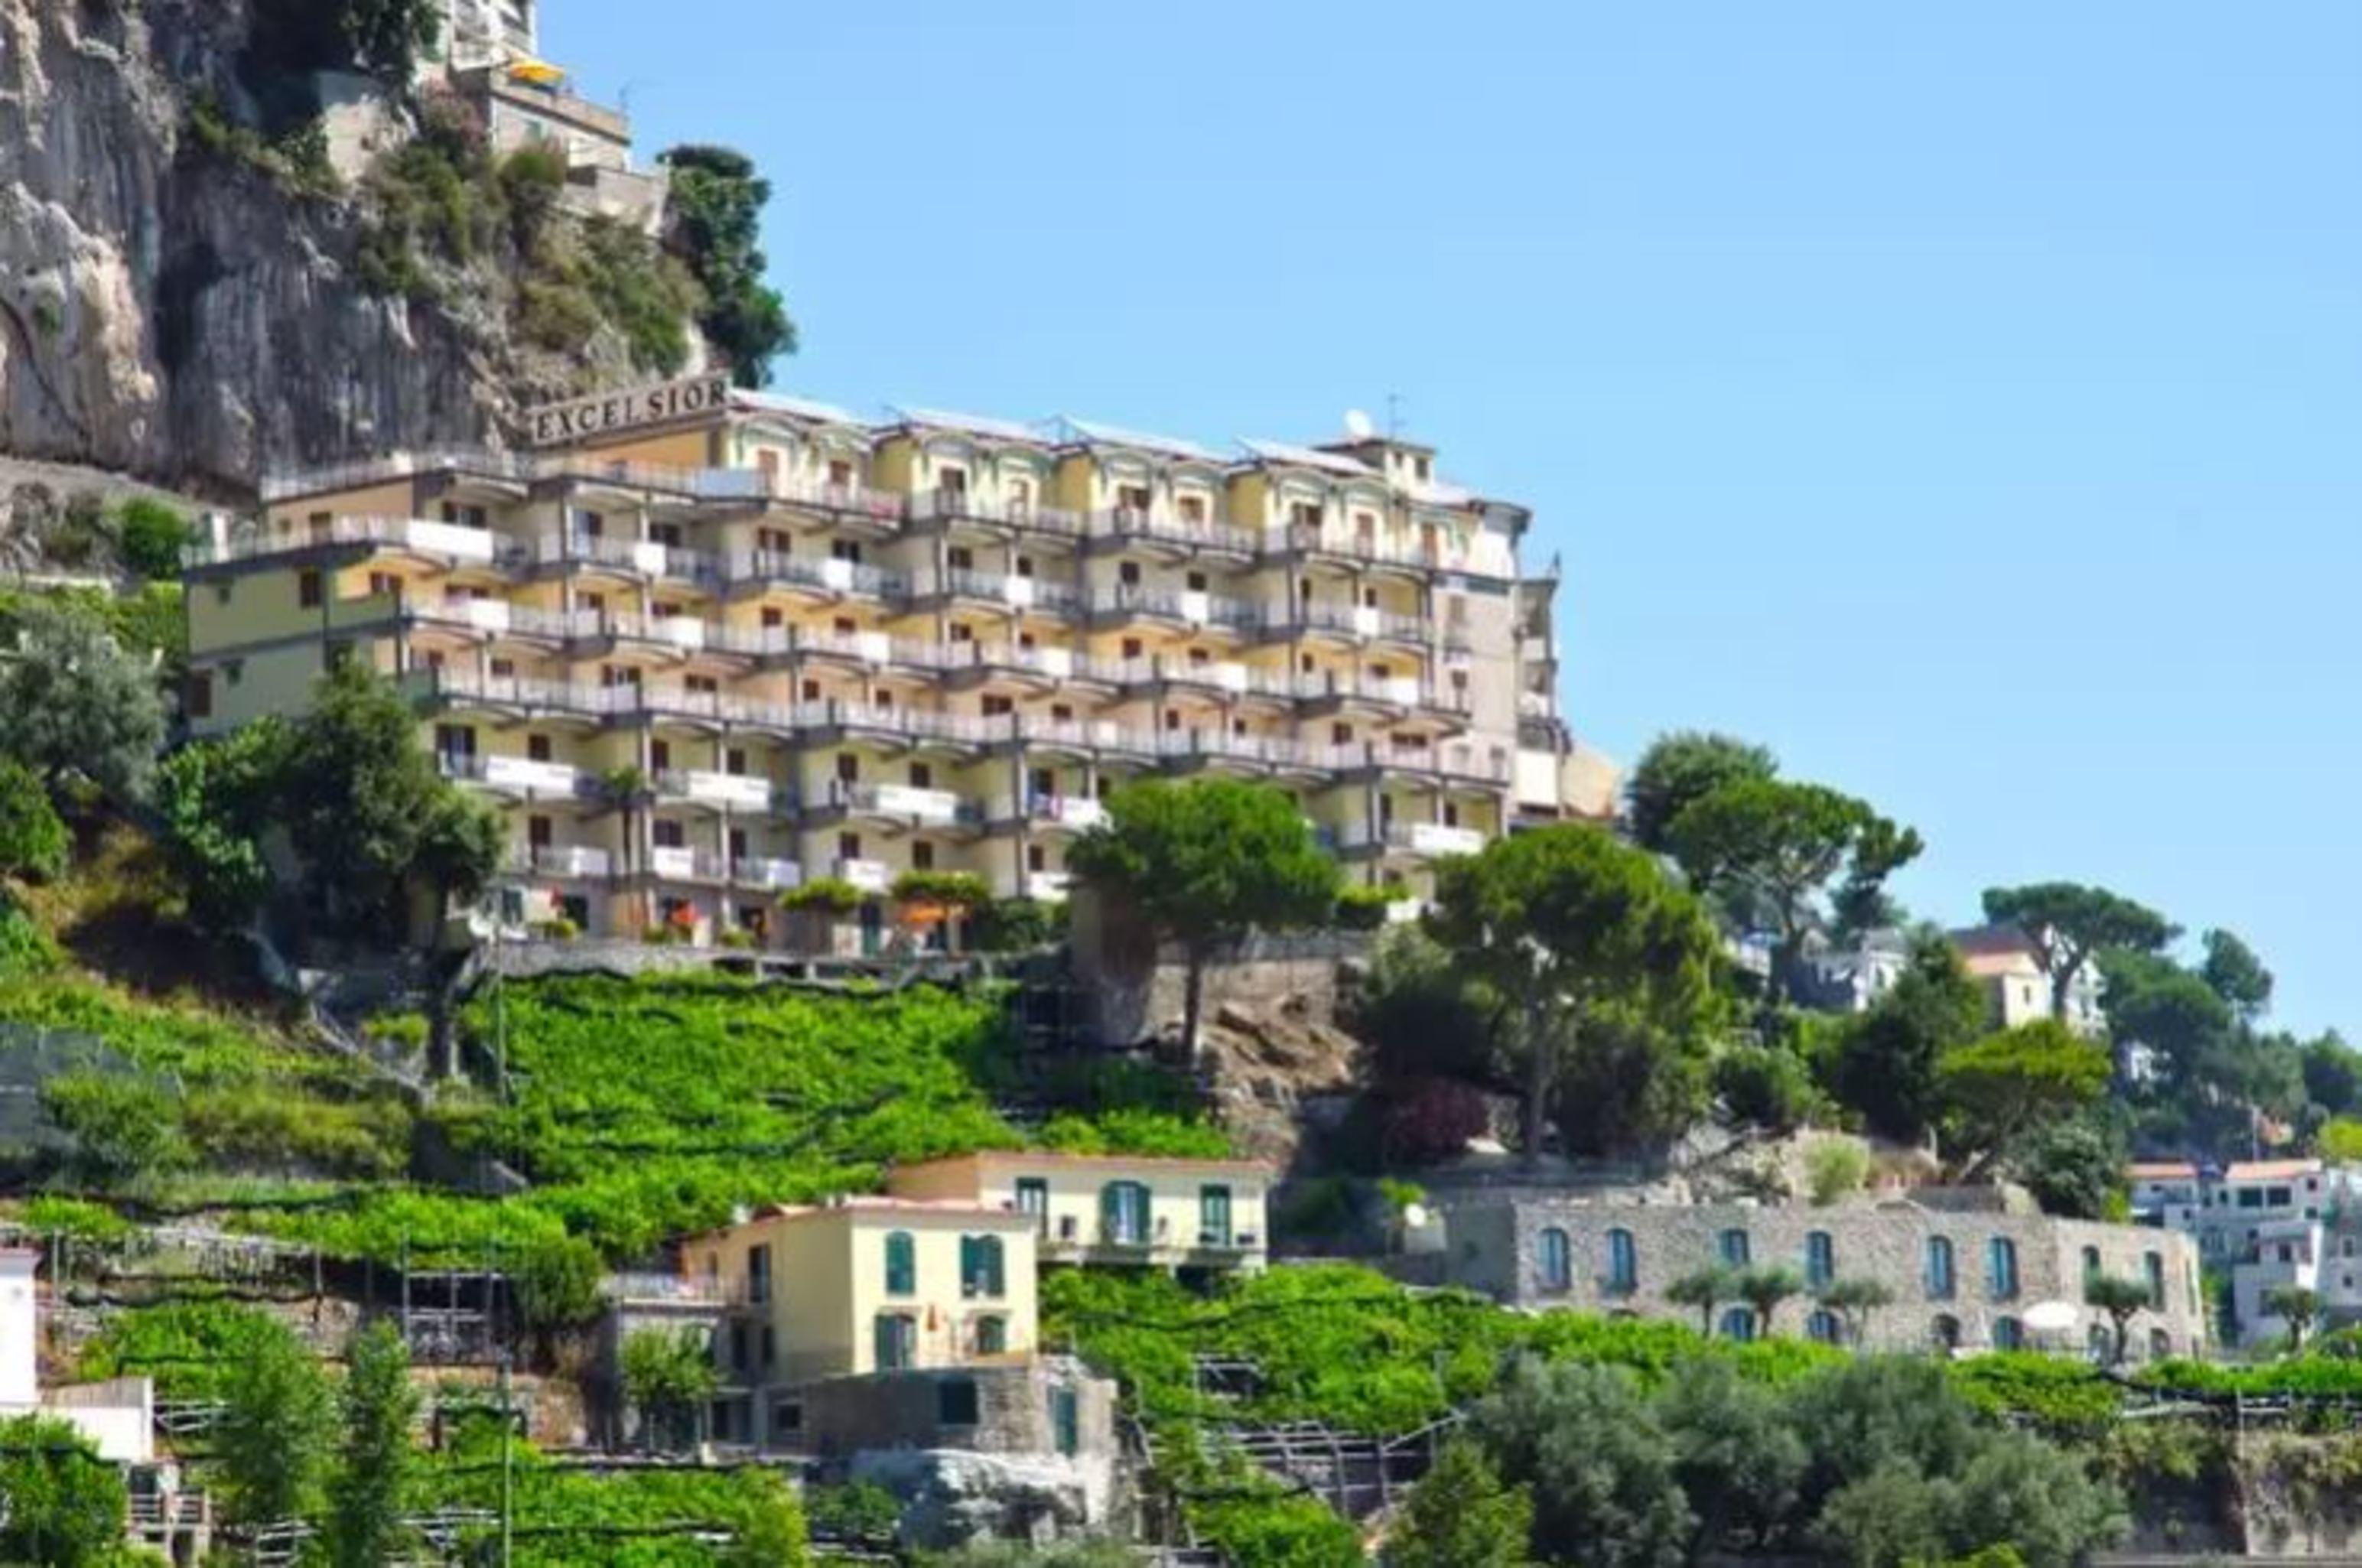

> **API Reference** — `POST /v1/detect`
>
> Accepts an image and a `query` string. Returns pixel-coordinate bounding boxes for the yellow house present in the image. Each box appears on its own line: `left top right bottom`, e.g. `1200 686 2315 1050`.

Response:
887 1151 1274 1274
682 1197 1039 1392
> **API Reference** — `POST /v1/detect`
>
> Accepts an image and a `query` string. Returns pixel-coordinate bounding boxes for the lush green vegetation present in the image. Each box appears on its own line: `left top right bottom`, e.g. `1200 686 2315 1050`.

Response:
657 145 796 386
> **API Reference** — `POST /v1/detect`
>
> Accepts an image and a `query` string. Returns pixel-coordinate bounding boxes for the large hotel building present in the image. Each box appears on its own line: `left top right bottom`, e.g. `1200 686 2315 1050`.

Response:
183 376 1613 945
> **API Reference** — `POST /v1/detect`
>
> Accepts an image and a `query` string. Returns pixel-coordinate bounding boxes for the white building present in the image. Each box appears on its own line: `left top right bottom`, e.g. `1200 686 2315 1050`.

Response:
1950 925 2107 1037
0 1250 152 1464
434 0 538 68
2129 1160 2204 1231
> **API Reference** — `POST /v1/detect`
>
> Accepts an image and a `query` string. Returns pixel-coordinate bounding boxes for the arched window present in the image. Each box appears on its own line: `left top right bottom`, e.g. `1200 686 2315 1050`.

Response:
1718 1228 1751 1267
1719 1307 1756 1342
1101 1181 1150 1246
1993 1316 2024 1352
883 1231 916 1297
2149 1327 2172 1361
1606 1228 1638 1295
1987 1237 2019 1301
1804 1231 1835 1290
1931 1313 1960 1352
1806 1309 1842 1345
1924 1236 1955 1300
960 1234 1005 1299
2143 1251 2165 1309
1538 1228 1573 1293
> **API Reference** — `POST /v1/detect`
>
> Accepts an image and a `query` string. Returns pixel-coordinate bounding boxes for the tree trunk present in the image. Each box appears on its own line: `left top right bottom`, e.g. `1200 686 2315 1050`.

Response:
1181 948 1206 1065
1522 997 1556 1167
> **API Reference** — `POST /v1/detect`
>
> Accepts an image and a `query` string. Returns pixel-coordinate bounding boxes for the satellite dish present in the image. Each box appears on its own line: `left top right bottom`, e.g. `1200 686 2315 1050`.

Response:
2022 1300 2079 1334
1342 408 1375 439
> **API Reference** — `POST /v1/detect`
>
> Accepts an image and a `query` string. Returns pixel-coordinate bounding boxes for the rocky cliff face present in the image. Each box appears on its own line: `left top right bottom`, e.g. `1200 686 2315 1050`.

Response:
0 0 649 496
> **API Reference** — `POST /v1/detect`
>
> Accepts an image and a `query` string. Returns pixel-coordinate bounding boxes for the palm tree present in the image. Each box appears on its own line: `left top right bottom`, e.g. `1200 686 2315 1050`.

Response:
2265 1283 2321 1355
2085 1275 2152 1366
599 763 650 927
1734 1264 1807 1339
1817 1277 1895 1348
1666 1265 1736 1337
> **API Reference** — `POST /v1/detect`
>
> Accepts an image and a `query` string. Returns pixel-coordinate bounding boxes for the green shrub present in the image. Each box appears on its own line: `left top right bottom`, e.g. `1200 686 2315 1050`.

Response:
971 895 1065 952
1333 883 1406 931
41 1071 190 1186
1806 1137 1870 1205
111 499 193 581
17 1196 133 1244
781 877 863 915
0 760 67 883
890 870 991 909
183 1087 412 1179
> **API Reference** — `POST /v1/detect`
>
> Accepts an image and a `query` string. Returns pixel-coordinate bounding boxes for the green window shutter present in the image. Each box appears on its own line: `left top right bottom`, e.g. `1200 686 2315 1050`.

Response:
886 1231 915 1296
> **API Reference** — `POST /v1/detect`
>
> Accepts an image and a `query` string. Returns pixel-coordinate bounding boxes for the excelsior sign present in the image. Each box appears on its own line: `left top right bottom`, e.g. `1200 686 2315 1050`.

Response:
526 375 731 448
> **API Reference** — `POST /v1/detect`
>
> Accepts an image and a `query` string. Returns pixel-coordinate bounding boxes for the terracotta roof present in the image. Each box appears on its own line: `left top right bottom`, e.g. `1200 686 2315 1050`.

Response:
2129 1162 2199 1181
681 1195 1033 1241
896 1150 1277 1179
1950 923 2038 958
2224 1160 2323 1183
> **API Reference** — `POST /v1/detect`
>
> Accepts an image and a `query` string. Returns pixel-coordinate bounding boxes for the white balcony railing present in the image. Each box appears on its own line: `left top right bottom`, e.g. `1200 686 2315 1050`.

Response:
846 782 961 824
771 476 908 525
732 856 802 890
727 549 907 600
1393 821 1486 857
835 857 892 894
441 753 586 797
646 845 726 881
1085 506 1258 554
514 844 611 878
1031 795 1108 831
657 769 773 812
534 532 718 582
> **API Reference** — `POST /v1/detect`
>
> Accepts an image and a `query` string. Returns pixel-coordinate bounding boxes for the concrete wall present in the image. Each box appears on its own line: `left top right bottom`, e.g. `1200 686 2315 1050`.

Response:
1436 1195 2208 1358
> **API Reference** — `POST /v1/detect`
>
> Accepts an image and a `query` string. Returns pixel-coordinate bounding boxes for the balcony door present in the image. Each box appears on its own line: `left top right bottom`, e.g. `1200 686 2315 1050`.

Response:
1101 1181 1150 1246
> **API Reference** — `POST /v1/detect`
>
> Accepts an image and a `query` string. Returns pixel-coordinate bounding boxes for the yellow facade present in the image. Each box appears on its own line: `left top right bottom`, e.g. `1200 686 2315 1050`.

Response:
183 380 1593 946
685 1199 1039 1383
887 1151 1273 1274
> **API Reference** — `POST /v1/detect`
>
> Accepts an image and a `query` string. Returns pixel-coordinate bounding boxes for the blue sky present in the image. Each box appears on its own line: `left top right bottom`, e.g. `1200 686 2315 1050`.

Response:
546 2 2362 1035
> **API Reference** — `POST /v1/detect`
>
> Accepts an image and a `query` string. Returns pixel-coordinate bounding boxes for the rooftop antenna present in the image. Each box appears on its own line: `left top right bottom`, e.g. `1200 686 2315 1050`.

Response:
1385 392 1404 440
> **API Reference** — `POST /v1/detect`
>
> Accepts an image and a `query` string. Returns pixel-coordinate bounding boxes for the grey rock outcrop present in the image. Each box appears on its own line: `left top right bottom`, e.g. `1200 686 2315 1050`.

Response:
0 1 669 495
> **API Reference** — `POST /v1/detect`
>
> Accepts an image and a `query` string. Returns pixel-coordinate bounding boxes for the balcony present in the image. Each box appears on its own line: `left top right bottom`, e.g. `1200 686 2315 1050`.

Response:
646 845 727 882
727 548 907 602
1336 821 1485 858
509 844 613 879
770 476 907 531
835 857 893 894
1030 794 1108 832
187 514 512 570
440 752 588 799
1262 601 1427 644
792 701 998 751
259 448 537 504
842 781 963 825
534 532 718 585
1085 506 1258 558
910 488 1086 538
539 457 769 505
1085 584 1262 631
1264 522 1446 574
731 856 802 891
656 769 773 812
920 568 1082 616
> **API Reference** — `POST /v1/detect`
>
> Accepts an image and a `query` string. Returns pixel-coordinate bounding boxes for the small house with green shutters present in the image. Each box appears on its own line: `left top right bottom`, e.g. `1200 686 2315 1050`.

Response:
682 1195 1039 1420
890 1151 1273 1277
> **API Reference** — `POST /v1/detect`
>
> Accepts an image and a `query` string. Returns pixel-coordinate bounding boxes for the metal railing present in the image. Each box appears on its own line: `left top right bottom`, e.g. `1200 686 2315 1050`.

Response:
727 548 909 600
1085 584 1263 629
1085 506 1258 554
911 488 1087 535
258 448 535 502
